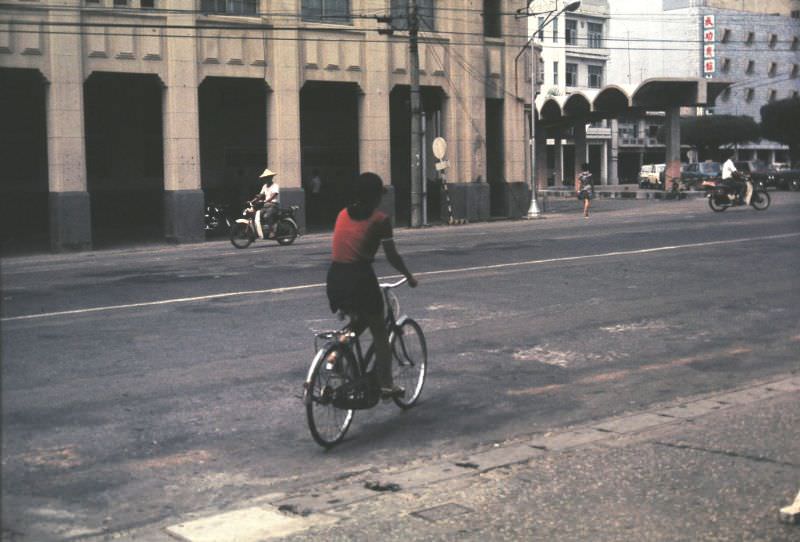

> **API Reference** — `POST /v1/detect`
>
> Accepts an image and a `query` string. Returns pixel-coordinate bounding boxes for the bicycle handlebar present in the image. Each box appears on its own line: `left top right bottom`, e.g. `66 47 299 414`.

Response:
379 277 408 289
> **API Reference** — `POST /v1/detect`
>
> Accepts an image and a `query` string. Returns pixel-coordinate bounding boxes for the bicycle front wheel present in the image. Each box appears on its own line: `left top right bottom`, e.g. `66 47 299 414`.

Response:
390 319 427 409
305 345 354 448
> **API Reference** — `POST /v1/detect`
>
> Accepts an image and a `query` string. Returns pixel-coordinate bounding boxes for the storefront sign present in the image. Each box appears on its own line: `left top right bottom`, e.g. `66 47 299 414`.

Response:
702 15 715 78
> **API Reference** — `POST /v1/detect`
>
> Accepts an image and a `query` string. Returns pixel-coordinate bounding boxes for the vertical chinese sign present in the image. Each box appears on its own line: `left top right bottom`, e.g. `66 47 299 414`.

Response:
702 15 715 78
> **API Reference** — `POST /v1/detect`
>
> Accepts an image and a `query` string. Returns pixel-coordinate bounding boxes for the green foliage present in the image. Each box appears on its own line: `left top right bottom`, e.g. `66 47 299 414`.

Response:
760 97 800 147
679 115 760 153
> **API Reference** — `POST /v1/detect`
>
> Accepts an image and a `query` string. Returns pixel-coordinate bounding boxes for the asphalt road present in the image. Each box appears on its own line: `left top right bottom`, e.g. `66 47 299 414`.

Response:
2 194 799 539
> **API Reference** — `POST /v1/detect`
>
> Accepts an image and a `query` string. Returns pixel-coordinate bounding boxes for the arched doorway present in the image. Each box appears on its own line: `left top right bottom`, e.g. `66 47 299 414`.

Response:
300 82 360 230
0 68 48 252
84 72 164 246
199 77 267 215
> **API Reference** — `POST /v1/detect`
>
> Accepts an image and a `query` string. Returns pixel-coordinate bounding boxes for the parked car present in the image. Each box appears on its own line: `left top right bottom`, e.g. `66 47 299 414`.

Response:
681 161 721 189
768 164 800 191
734 160 771 187
639 163 665 189
736 160 800 190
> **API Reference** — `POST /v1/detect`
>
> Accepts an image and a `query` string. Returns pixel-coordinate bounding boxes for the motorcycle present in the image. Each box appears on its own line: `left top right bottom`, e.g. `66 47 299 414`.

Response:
230 200 300 248
702 174 770 212
204 202 231 233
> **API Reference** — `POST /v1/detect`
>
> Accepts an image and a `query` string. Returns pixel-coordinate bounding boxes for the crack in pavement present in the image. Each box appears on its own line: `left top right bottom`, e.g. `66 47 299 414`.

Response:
652 441 800 468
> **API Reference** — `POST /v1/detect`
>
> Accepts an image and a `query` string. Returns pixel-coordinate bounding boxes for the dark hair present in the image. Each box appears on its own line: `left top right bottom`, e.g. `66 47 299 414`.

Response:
347 172 385 220
581 162 590 171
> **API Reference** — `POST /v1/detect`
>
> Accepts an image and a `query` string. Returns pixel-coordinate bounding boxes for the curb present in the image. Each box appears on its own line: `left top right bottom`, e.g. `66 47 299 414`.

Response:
160 373 800 542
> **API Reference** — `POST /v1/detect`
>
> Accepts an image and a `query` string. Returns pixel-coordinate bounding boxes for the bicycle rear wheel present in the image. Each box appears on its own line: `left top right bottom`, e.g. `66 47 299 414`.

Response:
305 344 354 448
390 318 427 409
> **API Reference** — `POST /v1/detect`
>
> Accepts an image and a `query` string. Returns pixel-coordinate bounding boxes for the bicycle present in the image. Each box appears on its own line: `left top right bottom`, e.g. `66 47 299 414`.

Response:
303 278 427 448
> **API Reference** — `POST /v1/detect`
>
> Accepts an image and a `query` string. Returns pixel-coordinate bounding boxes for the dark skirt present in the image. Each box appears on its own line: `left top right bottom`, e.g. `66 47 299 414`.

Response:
326 261 383 316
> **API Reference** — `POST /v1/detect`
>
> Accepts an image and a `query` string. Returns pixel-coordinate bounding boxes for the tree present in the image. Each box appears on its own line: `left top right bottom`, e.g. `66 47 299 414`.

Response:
761 97 800 166
658 115 760 161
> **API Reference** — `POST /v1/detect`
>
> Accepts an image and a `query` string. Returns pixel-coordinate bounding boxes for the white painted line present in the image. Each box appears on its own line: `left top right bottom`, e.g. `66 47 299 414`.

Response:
3 232 798 323
1 283 324 322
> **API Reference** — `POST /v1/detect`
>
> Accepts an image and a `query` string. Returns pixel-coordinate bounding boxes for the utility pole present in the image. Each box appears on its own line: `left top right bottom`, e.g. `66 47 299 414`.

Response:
409 0 423 227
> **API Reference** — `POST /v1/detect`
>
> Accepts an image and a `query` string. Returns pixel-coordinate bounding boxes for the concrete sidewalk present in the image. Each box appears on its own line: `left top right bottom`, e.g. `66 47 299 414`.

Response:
539 185 705 201
114 375 800 542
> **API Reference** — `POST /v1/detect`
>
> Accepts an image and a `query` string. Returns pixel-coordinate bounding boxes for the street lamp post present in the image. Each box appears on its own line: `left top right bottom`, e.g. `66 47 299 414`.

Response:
517 1 581 219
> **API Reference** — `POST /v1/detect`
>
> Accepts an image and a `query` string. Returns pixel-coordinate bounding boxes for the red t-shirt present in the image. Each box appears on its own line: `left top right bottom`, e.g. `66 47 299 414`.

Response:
331 208 392 263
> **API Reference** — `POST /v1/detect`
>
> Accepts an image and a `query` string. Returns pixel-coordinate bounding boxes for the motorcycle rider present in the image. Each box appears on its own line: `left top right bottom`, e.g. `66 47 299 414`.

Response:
721 152 747 204
252 168 280 238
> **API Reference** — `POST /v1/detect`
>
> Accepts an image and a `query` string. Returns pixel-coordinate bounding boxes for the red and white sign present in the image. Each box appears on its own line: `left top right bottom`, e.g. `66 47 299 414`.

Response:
702 15 715 77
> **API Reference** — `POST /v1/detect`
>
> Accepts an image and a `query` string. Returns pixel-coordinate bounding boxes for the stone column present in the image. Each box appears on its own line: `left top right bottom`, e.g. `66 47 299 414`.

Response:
601 141 608 185
664 106 681 190
535 122 548 190
553 128 564 186
267 0 304 228
162 0 203 243
573 121 587 183
609 119 619 185
47 1 91 251
359 39 391 184
447 9 488 221
359 87 393 221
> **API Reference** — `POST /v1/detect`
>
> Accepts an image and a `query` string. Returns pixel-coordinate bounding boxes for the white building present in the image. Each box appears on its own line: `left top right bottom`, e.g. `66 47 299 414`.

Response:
529 0 613 185
607 0 798 170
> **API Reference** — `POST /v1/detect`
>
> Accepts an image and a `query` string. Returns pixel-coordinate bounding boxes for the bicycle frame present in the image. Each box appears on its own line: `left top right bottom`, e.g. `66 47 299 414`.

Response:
310 278 408 386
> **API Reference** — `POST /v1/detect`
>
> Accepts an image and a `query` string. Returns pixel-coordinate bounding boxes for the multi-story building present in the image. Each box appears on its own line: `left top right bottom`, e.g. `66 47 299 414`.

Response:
606 0 798 178
0 1 531 251
530 0 612 185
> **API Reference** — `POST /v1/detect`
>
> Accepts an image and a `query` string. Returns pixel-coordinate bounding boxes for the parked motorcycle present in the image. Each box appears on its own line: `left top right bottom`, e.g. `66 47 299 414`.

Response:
204 202 231 233
702 174 770 212
230 200 299 248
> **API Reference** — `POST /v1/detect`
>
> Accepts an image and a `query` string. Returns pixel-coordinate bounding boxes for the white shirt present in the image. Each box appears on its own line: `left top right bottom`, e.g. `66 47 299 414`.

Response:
722 159 737 180
259 182 280 204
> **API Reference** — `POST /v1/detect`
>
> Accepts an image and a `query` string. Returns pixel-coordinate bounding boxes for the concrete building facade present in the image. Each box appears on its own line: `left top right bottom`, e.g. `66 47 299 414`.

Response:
0 0 531 251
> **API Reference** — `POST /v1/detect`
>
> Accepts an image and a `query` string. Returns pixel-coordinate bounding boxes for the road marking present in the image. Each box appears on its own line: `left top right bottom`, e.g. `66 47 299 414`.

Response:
3 232 798 323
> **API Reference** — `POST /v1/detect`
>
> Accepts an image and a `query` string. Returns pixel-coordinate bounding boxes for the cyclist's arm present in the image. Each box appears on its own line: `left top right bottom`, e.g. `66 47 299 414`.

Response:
382 239 417 287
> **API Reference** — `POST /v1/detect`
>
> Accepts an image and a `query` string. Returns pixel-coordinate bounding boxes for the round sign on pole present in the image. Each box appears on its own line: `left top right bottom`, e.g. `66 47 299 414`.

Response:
432 137 447 160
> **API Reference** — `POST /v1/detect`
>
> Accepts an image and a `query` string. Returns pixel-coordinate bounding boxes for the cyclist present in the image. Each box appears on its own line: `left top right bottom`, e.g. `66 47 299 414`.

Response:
721 152 746 203
253 168 280 238
326 172 418 400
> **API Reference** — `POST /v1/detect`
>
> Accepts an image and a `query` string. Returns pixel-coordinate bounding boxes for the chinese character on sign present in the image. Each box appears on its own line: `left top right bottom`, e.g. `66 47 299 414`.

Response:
702 15 715 78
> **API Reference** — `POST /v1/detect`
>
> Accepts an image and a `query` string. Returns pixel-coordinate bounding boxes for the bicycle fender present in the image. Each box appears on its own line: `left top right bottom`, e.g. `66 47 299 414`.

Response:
395 314 411 327
283 217 300 233
303 349 328 405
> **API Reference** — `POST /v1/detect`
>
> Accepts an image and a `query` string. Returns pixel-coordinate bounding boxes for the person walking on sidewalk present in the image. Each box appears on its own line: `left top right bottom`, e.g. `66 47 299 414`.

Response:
576 162 594 218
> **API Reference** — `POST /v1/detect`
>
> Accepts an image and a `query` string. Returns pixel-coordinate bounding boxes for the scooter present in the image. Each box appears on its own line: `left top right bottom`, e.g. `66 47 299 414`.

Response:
230 200 300 248
204 202 231 233
702 174 770 212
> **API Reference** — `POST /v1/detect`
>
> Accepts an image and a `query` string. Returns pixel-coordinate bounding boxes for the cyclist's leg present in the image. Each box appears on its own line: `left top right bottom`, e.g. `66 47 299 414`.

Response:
364 310 392 389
